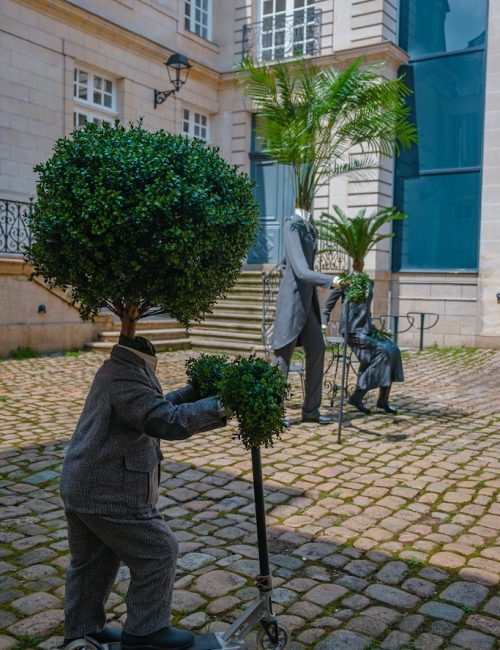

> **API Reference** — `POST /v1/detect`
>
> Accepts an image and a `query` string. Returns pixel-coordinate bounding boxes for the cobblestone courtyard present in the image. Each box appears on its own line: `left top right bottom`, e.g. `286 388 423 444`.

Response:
0 348 499 650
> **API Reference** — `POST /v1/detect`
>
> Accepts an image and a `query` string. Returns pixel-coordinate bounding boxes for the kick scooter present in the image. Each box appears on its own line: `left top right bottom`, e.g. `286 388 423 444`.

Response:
66 446 291 650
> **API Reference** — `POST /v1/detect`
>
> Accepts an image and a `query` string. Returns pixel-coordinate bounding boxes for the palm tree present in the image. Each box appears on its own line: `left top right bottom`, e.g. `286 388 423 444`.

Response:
318 205 406 273
317 205 406 272
236 55 417 213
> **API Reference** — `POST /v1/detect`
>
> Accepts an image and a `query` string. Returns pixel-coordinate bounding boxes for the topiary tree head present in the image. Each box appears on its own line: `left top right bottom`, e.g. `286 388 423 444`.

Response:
24 121 259 337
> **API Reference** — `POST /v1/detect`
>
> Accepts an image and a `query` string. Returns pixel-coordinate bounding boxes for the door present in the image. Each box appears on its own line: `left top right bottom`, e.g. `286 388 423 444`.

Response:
247 153 295 264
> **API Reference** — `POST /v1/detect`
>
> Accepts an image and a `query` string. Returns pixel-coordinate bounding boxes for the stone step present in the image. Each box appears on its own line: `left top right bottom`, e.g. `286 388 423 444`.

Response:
189 337 265 354
109 318 181 331
188 328 262 343
203 310 263 324
98 328 187 342
85 338 191 352
189 320 261 333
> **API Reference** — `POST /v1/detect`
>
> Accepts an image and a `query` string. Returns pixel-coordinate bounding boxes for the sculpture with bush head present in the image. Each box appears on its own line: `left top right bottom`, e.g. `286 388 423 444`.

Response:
25 120 259 337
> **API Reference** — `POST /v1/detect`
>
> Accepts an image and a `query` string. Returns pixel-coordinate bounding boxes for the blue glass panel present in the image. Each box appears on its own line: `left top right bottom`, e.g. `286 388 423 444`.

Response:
399 53 485 171
393 172 480 271
400 0 488 57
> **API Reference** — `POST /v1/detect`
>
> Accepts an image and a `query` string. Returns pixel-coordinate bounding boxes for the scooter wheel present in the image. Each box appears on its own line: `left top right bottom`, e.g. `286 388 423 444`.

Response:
64 640 101 650
256 622 291 650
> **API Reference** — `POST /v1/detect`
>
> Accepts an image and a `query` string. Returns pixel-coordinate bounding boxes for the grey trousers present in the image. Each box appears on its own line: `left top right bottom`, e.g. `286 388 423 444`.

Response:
273 309 325 416
64 510 178 638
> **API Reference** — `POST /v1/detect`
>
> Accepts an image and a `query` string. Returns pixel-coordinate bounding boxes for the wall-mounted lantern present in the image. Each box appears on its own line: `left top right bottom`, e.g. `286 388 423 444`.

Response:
154 54 191 109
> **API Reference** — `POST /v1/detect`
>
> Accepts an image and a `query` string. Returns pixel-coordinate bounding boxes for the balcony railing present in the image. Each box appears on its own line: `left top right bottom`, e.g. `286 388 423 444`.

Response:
242 9 322 62
0 198 34 255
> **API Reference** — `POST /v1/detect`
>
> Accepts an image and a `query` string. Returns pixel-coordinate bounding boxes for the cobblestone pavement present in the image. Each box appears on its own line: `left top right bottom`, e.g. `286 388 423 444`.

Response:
0 348 499 650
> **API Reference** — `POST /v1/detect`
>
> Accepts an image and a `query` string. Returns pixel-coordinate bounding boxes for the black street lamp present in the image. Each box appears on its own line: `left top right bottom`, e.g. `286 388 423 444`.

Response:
154 53 191 108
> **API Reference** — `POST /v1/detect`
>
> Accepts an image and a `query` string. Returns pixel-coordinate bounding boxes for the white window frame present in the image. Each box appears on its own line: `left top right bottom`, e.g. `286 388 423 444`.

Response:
73 67 118 128
182 108 209 142
185 0 212 40
258 0 316 61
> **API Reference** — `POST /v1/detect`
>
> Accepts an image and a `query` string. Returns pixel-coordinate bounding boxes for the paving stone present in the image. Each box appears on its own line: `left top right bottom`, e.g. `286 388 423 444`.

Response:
418 601 464 623
439 580 489 609
466 613 500 637
193 570 246 597
398 613 425 633
364 584 420 610
314 629 370 650
362 606 402 625
429 619 456 637
375 561 409 585
304 583 348 606
8 609 64 636
335 574 368 592
451 629 495 649
344 559 377 577
11 591 61 615
172 589 206 613
179 611 207 629
0 636 16 650
414 632 444 649
482 595 500 616
346 615 388 638
401 576 436 598
380 630 412 649
341 594 370 610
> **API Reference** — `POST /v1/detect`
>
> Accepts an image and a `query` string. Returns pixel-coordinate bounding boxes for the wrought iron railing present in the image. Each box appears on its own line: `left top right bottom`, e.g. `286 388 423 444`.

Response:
242 9 322 62
315 246 350 274
0 198 34 255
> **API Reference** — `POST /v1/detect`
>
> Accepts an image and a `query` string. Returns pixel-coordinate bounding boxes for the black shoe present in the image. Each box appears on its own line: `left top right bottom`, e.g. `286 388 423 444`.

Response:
376 401 397 414
122 626 195 650
347 393 371 415
64 626 122 648
302 413 333 425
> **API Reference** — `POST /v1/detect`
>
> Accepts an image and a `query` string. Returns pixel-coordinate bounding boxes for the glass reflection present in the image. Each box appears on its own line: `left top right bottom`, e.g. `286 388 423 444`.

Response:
400 0 488 57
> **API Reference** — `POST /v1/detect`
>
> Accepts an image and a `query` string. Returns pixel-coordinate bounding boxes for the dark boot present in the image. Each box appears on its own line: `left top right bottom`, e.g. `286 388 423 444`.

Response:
377 386 397 414
122 626 195 650
348 387 370 414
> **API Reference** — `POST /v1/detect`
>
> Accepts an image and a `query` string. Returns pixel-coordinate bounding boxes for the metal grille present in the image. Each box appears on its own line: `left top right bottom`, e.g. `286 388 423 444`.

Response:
0 198 34 255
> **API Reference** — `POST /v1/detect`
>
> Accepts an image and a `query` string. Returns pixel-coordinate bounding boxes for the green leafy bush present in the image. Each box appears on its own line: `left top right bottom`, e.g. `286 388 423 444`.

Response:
10 346 38 360
218 355 289 450
25 121 259 334
339 271 370 304
185 353 229 398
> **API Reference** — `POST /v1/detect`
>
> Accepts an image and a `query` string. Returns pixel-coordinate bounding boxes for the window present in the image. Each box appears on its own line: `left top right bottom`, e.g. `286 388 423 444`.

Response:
259 0 316 61
73 68 117 128
393 0 488 272
185 0 211 40
182 109 208 141
399 0 488 58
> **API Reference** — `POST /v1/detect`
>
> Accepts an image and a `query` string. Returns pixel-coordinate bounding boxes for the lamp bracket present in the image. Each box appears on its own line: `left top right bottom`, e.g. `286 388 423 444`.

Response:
154 88 176 109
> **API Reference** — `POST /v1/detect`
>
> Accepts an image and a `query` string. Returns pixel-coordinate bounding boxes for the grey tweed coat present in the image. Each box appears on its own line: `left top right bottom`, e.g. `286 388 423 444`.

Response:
60 345 224 516
272 214 333 351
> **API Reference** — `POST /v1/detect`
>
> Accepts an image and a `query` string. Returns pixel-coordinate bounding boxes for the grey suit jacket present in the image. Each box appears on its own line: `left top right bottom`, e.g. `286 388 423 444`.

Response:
322 281 375 336
272 214 333 350
60 346 224 516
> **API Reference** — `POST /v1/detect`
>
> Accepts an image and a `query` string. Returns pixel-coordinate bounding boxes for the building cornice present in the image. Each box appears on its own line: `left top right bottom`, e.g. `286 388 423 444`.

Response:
220 40 409 86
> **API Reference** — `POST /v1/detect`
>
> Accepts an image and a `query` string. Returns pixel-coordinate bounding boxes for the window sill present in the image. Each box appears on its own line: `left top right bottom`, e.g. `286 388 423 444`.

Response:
182 29 219 53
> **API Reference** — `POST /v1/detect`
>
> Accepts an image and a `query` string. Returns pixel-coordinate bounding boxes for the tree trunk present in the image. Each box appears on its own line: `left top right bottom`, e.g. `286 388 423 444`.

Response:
352 259 364 272
120 304 140 338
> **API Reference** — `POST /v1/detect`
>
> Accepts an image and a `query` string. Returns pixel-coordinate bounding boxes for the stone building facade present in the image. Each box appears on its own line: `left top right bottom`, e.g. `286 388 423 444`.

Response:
1 0 498 352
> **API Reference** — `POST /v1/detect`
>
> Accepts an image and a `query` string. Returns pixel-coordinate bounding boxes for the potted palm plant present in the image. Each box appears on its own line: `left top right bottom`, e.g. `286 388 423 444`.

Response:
236 56 417 213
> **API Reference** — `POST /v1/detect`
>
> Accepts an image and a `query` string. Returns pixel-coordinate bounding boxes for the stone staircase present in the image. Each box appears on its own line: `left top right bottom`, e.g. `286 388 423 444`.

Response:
85 316 191 352
189 270 267 355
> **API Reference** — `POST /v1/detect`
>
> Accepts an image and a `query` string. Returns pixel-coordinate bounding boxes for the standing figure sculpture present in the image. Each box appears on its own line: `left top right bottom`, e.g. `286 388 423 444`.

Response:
273 209 341 424
322 278 404 415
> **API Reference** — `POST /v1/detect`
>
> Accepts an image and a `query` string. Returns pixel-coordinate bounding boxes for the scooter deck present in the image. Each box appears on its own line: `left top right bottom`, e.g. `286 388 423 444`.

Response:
105 634 223 650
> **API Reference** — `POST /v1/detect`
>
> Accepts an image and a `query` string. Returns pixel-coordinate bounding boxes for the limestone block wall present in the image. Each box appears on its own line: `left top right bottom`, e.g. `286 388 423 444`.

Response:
0 257 111 355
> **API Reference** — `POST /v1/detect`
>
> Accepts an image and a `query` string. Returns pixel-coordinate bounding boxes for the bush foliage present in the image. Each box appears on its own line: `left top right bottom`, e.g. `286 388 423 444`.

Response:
186 354 290 450
25 121 259 327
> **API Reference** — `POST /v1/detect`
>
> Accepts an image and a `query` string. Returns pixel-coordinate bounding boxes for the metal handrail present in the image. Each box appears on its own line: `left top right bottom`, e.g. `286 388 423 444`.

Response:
0 197 34 255
242 9 322 61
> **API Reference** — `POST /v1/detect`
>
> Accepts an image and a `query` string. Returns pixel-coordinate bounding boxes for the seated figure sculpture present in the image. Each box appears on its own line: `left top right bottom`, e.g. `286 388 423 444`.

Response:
322 277 404 415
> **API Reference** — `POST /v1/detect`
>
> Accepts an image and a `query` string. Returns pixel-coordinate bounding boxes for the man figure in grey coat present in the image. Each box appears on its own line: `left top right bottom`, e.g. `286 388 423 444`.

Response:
273 209 340 424
60 335 227 650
